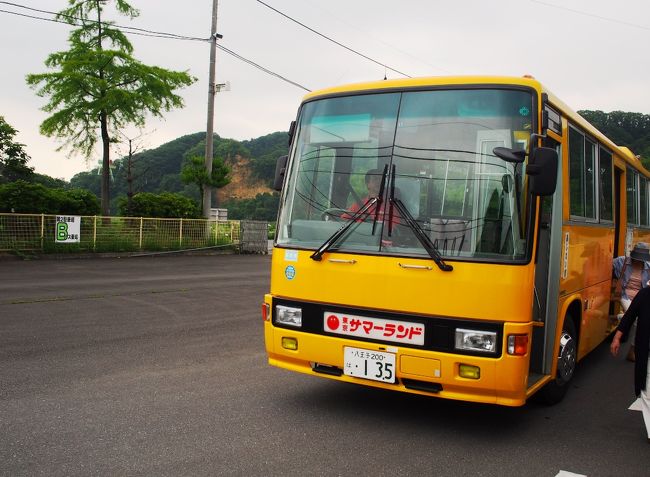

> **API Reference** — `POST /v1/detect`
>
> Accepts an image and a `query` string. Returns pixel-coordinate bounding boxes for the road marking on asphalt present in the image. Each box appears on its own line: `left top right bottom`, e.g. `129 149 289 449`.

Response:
556 471 587 477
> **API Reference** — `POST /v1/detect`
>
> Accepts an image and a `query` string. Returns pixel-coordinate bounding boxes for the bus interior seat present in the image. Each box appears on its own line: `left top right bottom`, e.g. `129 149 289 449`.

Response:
429 218 471 256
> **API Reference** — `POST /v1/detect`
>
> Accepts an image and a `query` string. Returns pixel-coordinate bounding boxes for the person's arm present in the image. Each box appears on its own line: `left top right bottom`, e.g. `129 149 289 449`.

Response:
611 287 644 356
341 199 363 220
643 261 650 288
612 256 624 279
611 330 625 356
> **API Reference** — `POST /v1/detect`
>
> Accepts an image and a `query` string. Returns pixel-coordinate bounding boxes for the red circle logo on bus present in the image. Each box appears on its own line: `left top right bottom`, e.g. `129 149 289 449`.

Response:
327 315 340 330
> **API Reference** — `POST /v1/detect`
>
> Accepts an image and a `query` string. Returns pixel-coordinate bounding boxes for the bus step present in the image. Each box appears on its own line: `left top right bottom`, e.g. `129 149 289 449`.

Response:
527 372 546 389
402 379 443 394
312 363 343 377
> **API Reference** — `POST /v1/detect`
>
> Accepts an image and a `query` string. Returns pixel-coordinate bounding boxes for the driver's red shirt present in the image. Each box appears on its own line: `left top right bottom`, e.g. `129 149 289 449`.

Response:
343 196 401 226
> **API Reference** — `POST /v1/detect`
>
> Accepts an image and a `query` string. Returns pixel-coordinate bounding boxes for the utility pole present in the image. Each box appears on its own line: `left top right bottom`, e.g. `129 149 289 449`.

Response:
203 0 221 218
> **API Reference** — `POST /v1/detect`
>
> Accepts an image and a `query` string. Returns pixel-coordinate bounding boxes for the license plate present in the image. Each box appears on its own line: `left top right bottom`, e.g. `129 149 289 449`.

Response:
344 347 396 383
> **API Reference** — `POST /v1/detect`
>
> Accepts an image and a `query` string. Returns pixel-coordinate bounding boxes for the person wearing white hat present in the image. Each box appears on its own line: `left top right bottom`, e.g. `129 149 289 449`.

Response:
613 242 650 362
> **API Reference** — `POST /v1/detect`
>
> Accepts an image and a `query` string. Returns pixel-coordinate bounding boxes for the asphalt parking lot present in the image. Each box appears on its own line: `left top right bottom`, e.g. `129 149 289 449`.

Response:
1 254 649 476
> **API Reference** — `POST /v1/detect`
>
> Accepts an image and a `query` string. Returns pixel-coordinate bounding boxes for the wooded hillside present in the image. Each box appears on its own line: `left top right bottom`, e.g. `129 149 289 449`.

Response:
69 131 288 219
578 110 650 169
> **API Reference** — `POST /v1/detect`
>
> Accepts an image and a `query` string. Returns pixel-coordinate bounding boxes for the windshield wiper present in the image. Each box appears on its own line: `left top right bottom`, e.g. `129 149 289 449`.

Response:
390 198 453 272
388 165 453 272
311 165 389 261
310 197 378 261
371 164 389 235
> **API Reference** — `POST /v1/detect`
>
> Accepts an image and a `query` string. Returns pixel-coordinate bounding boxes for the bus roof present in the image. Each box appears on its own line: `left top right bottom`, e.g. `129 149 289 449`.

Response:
302 75 647 176
301 75 544 101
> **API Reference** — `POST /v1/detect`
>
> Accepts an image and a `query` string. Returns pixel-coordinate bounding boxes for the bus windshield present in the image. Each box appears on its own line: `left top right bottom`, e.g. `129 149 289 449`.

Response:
277 88 535 261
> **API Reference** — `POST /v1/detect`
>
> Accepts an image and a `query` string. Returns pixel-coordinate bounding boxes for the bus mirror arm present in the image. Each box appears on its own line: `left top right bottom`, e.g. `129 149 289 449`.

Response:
493 147 526 164
530 132 547 143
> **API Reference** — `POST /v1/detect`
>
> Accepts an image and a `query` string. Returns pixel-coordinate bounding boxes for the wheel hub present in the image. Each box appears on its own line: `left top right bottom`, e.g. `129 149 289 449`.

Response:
557 331 576 383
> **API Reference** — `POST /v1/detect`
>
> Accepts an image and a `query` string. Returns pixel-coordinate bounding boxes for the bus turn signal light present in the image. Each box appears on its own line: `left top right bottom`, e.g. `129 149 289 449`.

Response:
262 303 270 321
507 334 528 356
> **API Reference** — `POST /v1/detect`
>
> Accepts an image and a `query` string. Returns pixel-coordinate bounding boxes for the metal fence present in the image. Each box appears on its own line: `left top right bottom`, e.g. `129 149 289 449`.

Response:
0 213 247 253
240 220 270 254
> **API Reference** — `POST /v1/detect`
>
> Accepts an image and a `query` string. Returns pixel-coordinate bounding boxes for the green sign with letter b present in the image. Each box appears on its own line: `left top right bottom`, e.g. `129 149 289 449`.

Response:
56 222 69 241
55 216 81 243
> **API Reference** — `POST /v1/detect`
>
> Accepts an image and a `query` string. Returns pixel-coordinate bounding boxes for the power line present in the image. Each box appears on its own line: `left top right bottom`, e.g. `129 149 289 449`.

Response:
0 8 65 26
5 0 411 85
0 1 209 41
297 1 451 75
0 1 311 92
255 0 412 78
0 8 203 41
530 0 650 32
217 44 311 91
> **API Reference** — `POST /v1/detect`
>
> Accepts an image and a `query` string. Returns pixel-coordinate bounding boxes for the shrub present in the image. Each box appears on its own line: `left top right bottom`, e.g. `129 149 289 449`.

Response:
0 180 100 215
118 192 200 218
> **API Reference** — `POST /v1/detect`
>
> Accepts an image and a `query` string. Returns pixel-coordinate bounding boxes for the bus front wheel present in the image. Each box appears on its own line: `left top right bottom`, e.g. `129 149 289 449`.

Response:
539 318 577 405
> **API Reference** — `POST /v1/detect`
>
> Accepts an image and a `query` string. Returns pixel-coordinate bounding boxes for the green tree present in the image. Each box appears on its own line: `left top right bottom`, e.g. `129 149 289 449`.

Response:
579 110 650 168
242 131 289 185
223 192 280 221
69 168 101 197
26 0 196 216
32 173 68 189
180 155 231 199
0 116 34 184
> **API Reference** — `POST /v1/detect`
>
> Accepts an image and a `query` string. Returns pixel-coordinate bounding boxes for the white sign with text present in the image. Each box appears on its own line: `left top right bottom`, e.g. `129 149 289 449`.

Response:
55 216 81 243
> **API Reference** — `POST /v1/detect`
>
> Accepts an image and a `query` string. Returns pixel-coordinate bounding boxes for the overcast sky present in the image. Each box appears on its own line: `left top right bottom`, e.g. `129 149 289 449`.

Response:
1 0 649 180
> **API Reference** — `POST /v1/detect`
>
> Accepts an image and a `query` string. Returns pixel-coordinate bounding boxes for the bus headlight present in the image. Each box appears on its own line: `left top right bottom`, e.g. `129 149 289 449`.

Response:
455 328 497 354
276 305 303 327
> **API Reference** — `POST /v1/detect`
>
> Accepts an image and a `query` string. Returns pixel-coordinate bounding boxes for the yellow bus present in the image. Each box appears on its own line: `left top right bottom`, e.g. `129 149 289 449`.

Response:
263 76 649 406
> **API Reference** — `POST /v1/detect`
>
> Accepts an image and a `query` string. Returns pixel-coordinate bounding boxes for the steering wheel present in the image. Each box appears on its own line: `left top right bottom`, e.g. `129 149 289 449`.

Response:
321 208 349 222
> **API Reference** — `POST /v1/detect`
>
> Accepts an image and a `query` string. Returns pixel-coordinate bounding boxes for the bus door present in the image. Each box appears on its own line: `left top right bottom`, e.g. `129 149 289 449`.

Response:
529 137 563 382
475 130 518 254
613 167 622 258
608 166 623 320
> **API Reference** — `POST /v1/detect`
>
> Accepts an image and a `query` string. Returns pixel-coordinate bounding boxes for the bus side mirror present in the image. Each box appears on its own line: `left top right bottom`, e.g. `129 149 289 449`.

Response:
273 155 288 191
527 147 558 196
